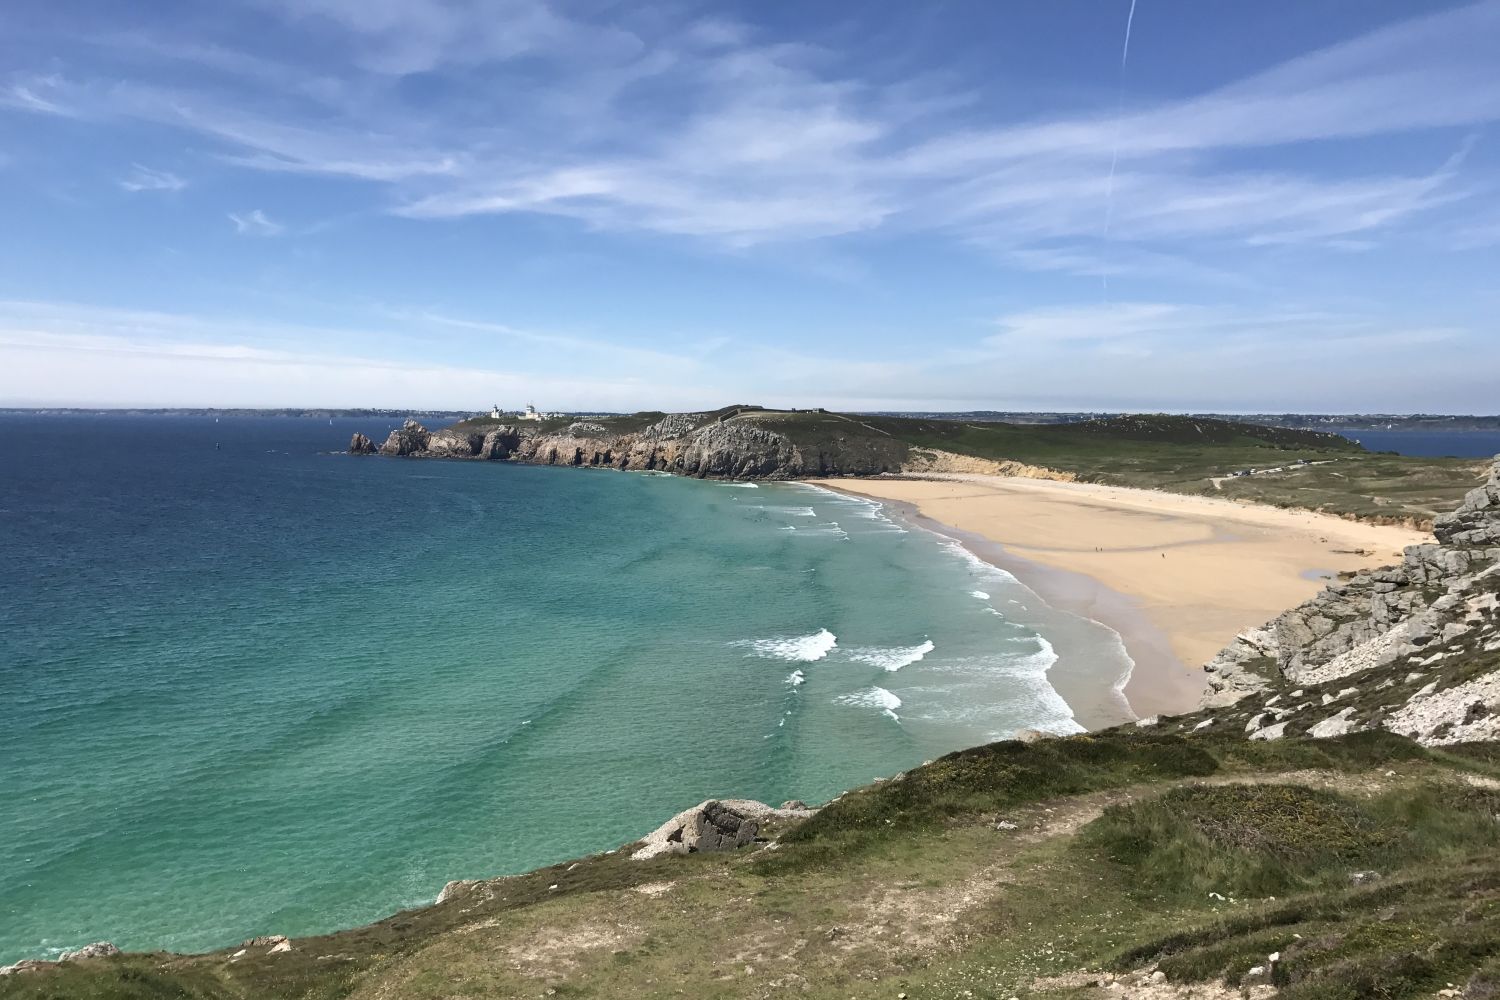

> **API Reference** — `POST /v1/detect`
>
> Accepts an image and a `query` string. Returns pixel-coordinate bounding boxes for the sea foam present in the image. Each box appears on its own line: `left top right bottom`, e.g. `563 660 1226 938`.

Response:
847 639 935 672
837 686 902 721
733 628 838 662
750 505 817 517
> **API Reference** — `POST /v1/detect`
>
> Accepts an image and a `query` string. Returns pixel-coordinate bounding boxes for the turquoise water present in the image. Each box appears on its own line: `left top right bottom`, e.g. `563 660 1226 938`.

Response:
0 416 1130 962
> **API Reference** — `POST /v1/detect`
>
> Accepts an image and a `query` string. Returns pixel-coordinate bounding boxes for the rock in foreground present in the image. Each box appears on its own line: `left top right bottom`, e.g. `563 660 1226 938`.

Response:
632 799 816 860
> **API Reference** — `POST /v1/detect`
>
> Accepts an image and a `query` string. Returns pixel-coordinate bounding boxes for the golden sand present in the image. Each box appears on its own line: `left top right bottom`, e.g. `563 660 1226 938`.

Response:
808 474 1429 719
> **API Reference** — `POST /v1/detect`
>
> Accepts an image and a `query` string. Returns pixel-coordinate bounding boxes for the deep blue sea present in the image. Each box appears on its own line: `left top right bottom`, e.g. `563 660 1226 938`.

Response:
1335 429 1500 458
0 415 1133 963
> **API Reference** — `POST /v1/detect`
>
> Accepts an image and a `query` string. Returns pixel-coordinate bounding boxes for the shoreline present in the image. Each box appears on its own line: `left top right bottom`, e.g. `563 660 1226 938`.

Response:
809 484 1174 728
807 474 1431 722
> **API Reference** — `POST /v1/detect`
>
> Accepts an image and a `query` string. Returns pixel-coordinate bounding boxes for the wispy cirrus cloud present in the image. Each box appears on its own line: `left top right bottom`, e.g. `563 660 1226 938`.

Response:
119 164 186 192
984 301 1462 360
6 1 1495 262
228 209 284 236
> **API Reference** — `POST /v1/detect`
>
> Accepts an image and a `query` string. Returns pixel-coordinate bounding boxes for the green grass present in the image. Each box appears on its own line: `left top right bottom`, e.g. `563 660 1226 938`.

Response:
1082 781 1500 902
12 729 1498 1000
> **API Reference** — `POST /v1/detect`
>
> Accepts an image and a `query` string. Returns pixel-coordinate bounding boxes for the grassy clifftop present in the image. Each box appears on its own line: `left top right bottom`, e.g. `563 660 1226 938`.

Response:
9 728 1499 999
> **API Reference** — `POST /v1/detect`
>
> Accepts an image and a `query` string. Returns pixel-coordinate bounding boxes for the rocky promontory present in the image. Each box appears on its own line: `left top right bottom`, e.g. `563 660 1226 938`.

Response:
1200 454 1500 744
351 409 909 480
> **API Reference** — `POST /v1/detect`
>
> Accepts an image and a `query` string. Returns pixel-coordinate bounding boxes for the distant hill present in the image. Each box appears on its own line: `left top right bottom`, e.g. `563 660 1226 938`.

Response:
354 407 1484 527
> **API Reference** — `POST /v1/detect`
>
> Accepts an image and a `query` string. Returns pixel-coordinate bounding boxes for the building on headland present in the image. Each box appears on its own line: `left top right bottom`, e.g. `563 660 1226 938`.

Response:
482 403 559 421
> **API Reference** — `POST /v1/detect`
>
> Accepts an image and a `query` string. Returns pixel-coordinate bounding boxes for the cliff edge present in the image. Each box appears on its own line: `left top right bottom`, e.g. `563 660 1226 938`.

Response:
1200 455 1500 745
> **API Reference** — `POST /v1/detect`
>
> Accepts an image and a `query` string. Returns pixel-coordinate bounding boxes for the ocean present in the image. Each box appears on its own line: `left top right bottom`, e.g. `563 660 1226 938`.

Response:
0 415 1133 963
1335 429 1500 458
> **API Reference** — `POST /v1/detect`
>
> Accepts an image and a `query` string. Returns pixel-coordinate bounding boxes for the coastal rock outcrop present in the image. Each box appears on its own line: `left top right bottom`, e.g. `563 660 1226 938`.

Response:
378 419 432 457
479 426 522 460
1201 455 1500 745
348 408 908 480
0 960 53 976
631 798 817 860
59 942 120 961
348 432 377 454
424 428 485 458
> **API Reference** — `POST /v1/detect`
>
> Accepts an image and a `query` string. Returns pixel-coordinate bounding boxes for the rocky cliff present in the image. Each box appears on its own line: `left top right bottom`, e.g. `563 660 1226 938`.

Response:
1199 455 1500 744
354 412 908 479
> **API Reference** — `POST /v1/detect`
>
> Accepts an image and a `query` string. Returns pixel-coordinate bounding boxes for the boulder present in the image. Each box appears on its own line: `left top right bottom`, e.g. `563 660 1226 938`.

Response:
436 879 479 904
1308 707 1359 739
59 942 120 962
243 935 288 948
1249 721 1288 741
631 798 814 860
0 960 54 976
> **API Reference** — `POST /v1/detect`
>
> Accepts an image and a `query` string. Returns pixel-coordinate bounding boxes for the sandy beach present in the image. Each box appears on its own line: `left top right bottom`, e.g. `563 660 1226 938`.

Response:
807 474 1431 721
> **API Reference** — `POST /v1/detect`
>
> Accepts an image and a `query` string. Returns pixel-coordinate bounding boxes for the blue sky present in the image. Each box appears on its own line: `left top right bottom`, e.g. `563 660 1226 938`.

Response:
1 0 1497 412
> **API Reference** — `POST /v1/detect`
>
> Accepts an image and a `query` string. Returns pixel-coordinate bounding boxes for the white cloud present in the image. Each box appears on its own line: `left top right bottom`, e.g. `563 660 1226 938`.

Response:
119 164 186 192
249 0 639 75
11 3 1494 255
228 209 284 236
0 77 71 115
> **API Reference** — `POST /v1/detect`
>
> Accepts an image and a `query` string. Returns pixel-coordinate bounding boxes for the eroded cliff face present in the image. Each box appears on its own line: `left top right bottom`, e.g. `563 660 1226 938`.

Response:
359 413 907 480
1200 455 1500 745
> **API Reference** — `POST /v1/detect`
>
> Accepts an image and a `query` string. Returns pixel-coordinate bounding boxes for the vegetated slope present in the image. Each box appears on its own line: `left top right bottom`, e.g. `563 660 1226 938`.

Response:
353 407 1484 525
7 730 1499 999
1197 455 1500 740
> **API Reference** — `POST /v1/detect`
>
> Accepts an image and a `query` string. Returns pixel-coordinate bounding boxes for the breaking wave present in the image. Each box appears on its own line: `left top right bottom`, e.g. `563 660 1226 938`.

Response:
732 628 838 662
751 505 817 517
837 686 902 721
847 640 936 672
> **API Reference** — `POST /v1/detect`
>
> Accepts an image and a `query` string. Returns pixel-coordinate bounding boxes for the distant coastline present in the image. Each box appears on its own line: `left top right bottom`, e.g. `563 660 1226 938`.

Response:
0 407 478 420
6 406 1499 434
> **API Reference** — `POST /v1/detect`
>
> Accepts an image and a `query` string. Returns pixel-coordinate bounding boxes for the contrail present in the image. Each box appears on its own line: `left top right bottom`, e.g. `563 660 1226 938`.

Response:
1102 0 1139 295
